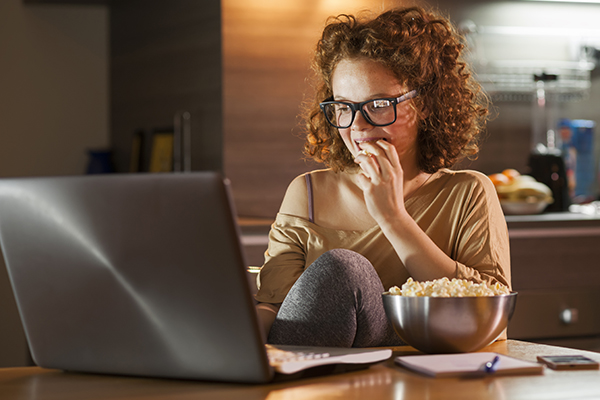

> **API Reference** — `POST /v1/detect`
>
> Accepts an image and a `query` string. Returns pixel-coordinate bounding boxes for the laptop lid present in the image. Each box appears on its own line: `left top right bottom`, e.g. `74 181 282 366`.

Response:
0 172 274 383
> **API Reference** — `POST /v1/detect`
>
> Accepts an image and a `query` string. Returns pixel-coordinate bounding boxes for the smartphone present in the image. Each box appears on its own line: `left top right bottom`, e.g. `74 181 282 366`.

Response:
537 355 600 370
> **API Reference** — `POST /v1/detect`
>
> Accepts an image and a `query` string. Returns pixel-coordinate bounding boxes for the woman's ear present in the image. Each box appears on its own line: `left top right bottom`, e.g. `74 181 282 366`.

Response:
414 97 429 120
406 99 428 130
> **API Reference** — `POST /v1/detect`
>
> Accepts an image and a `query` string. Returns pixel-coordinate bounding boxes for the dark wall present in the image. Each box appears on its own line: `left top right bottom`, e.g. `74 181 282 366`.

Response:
110 0 222 173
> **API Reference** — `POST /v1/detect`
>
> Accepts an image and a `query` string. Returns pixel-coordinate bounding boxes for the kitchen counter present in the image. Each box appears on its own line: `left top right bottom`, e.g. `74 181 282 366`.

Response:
506 211 600 232
505 212 600 351
506 211 600 223
1 340 599 400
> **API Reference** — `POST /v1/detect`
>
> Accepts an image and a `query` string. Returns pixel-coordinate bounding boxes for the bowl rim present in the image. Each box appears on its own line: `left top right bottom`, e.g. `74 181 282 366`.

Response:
381 291 518 298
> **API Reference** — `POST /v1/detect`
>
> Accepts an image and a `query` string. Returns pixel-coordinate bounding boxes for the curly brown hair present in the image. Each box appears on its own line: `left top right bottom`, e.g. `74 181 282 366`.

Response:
303 6 490 174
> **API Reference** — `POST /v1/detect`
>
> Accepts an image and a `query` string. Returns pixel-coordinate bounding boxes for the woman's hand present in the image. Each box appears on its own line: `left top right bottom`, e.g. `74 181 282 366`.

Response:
353 141 456 281
354 139 407 224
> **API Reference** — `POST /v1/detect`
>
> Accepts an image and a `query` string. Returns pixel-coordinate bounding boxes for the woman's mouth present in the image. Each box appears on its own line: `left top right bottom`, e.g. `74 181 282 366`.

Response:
355 137 388 149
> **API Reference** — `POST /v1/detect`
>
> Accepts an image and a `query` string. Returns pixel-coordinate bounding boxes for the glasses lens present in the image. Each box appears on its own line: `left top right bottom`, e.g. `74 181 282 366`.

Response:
323 103 354 128
362 99 395 126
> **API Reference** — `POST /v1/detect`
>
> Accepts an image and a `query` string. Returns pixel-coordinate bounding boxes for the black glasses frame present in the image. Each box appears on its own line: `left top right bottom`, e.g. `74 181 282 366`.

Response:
319 89 418 129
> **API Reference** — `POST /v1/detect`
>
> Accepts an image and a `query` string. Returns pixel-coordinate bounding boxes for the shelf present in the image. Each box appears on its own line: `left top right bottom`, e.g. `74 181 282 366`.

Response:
463 23 599 100
23 0 109 4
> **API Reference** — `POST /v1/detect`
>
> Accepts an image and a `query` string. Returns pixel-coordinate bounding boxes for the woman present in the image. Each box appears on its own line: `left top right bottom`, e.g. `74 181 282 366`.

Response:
254 6 511 347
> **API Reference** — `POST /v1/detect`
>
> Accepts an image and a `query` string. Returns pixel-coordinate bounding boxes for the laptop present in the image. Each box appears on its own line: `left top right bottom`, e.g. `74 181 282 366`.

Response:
0 172 391 383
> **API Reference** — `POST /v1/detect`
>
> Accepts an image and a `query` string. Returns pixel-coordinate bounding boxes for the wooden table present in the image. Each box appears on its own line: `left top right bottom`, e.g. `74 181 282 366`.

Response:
1 340 599 400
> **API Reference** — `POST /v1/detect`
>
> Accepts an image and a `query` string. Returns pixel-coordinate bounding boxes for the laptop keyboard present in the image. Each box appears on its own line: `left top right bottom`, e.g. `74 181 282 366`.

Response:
264 344 392 375
266 344 331 374
266 344 331 364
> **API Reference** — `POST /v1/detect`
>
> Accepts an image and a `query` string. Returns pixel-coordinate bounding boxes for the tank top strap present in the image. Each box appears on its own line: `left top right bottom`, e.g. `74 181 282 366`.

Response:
304 173 315 223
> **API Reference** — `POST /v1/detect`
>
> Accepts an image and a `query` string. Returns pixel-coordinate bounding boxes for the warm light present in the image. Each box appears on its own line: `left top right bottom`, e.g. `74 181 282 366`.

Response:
525 0 600 3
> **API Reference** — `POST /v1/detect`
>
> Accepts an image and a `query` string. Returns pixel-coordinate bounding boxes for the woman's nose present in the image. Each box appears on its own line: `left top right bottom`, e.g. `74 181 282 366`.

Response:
351 110 373 131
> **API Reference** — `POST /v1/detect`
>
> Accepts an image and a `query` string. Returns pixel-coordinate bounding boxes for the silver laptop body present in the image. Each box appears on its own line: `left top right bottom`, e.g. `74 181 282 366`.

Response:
0 172 273 383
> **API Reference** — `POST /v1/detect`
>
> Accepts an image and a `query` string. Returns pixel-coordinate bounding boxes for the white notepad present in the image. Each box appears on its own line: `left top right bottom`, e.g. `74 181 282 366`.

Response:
395 352 544 378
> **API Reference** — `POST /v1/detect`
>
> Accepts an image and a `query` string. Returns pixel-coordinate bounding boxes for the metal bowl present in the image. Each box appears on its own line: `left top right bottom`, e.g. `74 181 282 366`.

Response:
382 292 518 354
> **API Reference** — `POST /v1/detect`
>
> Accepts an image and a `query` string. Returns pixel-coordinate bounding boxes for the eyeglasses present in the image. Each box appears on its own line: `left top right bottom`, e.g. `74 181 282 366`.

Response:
319 90 418 129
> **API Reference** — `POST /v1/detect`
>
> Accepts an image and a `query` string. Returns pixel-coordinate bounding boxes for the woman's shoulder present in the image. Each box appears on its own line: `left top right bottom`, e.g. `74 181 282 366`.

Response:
286 168 335 193
419 168 498 208
428 169 501 215
306 168 338 181
278 168 334 219
433 168 495 191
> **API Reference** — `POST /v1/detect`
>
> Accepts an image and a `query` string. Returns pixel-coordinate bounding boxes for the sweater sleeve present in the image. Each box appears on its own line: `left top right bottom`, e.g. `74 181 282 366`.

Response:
254 214 311 304
451 173 511 289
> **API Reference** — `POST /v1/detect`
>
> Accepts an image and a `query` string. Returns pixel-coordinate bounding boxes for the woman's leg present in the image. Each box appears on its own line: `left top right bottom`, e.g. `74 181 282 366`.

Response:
267 248 403 347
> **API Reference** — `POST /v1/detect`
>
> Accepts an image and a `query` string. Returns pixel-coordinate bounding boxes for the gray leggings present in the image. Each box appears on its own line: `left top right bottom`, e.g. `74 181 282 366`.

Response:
267 249 405 347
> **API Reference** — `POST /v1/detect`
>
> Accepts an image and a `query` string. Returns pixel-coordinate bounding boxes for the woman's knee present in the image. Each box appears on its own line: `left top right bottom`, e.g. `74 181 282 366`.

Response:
309 249 376 280
280 249 378 304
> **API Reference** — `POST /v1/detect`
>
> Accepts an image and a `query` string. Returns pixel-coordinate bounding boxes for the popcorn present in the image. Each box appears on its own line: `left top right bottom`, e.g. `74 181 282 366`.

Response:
388 277 510 297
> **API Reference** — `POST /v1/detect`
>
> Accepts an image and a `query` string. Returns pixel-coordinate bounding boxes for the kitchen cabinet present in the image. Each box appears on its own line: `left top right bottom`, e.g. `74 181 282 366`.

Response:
506 212 600 351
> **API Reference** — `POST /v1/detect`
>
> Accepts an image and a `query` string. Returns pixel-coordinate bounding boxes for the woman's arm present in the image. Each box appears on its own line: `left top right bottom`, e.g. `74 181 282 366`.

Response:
253 174 312 339
255 302 280 342
255 175 310 304
278 174 310 220
355 140 457 281
379 209 458 281
355 140 509 284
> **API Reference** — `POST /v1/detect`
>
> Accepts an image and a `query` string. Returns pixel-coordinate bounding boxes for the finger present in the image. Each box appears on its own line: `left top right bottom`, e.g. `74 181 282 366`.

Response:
358 141 394 181
354 147 383 181
354 147 379 171
356 158 381 185
368 140 403 183
355 143 384 170
375 139 401 168
355 170 372 190
356 142 383 159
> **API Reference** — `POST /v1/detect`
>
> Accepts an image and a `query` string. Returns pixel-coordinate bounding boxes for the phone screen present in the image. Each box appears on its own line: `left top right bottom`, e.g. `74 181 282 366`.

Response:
537 355 600 370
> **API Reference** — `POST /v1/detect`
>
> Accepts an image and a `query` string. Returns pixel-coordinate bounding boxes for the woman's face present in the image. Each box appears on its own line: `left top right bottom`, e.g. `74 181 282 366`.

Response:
330 58 420 167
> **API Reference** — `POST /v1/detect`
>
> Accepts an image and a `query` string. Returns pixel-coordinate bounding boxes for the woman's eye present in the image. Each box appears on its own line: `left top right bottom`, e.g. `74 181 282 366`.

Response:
336 104 352 113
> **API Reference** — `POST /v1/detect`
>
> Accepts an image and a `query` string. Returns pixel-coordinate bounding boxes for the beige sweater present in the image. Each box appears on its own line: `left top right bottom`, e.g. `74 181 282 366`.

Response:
255 169 511 304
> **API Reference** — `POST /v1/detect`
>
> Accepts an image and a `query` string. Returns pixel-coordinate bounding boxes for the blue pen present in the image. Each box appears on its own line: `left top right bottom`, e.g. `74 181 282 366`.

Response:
482 355 501 373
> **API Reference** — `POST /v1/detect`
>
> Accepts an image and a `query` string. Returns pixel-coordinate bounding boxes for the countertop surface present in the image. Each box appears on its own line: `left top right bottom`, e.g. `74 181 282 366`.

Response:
239 212 600 233
1 340 599 400
505 211 600 224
